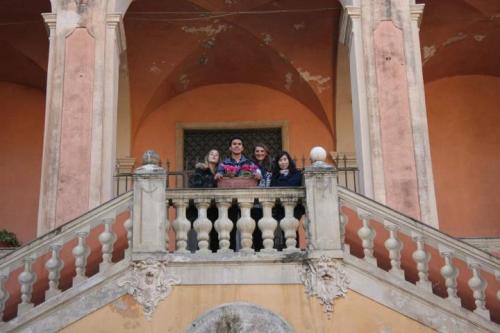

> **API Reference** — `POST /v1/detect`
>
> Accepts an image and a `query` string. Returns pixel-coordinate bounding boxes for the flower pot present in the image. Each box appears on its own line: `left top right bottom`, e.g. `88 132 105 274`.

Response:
217 177 258 188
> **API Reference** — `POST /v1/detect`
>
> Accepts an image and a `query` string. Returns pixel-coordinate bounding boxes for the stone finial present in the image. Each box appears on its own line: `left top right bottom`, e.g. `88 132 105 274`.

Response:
142 150 161 166
309 146 332 169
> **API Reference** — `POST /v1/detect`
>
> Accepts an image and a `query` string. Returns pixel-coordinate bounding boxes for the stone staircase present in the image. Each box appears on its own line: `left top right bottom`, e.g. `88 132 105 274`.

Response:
0 156 498 332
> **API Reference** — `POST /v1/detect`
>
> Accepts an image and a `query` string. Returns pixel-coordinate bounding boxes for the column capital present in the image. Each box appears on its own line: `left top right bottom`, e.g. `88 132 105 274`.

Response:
41 13 57 37
339 6 361 47
410 4 425 27
106 13 126 54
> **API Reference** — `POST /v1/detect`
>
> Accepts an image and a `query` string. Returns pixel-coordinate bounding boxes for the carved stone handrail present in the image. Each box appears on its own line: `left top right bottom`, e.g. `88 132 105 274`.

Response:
0 192 133 273
338 187 499 274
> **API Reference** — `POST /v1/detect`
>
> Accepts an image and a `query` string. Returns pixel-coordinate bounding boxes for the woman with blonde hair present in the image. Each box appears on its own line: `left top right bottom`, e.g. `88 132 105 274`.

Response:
189 149 220 188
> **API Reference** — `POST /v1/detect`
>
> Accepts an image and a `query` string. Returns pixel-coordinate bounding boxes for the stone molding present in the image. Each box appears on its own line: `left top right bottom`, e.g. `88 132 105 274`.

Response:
300 256 350 318
118 258 180 320
187 302 294 333
339 6 361 48
3 255 498 332
106 13 126 53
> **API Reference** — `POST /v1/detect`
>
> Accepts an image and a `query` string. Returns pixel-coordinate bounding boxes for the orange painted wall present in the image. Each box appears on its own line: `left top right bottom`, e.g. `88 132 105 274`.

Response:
0 82 45 244
425 75 500 237
132 83 334 167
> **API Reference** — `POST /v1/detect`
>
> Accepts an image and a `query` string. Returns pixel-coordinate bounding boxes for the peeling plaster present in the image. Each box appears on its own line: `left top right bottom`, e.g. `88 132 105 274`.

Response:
422 45 436 64
284 72 293 91
181 24 228 37
149 63 161 74
297 68 330 93
293 22 305 31
262 33 273 45
179 74 190 90
443 32 467 47
473 34 486 42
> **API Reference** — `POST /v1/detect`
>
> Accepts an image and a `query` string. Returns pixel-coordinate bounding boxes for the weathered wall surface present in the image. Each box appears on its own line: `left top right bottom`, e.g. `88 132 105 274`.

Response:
62 285 436 333
0 82 45 244
133 83 335 169
426 75 500 237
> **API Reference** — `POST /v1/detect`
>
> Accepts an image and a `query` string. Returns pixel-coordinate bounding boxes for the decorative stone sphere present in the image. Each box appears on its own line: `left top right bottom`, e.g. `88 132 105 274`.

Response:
142 150 161 166
310 146 327 163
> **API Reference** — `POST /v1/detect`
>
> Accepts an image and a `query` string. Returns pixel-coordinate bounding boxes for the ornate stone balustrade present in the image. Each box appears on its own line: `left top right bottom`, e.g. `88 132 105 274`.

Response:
338 188 500 321
0 148 498 332
0 192 133 322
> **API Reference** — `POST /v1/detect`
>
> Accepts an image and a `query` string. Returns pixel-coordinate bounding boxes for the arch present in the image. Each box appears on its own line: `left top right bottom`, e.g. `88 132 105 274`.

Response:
124 0 341 139
187 302 294 333
420 0 500 82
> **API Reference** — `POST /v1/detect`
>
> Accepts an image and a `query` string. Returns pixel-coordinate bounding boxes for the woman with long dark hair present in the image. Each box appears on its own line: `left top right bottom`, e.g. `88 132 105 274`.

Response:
270 151 302 187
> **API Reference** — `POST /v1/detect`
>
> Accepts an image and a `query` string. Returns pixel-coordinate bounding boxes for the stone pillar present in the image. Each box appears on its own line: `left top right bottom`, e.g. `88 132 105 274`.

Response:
37 1 129 235
339 0 439 227
304 147 343 258
132 151 167 259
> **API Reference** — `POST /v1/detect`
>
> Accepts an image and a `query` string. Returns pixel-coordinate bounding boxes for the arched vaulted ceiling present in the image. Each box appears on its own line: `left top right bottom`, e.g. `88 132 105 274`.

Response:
125 0 341 136
0 0 50 88
420 0 500 82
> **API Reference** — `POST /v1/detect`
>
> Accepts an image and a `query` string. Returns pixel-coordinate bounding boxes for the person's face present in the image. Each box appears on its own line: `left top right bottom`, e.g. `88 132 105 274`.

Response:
278 155 290 170
208 150 219 164
254 146 267 161
230 139 243 155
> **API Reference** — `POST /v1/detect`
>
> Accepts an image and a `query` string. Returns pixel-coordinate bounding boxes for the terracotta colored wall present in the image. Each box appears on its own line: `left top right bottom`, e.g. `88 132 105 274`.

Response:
62 285 436 333
426 75 500 237
0 82 44 244
132 83 334 167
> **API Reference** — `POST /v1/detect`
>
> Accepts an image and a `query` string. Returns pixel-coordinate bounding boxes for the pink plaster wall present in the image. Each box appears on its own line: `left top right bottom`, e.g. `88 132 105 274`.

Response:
0 82 44 244
374 21 421 220
56 28 95 225
426 75 500 237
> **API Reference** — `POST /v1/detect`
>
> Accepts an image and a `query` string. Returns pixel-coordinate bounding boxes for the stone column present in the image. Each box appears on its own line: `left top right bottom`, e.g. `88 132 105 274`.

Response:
339 0 439 227
304 147 343 258
37 1 129 235
132 151 167 259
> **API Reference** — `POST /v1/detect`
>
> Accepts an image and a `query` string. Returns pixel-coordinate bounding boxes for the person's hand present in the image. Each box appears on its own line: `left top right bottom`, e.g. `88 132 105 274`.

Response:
253 172 262 180
214 173 223 181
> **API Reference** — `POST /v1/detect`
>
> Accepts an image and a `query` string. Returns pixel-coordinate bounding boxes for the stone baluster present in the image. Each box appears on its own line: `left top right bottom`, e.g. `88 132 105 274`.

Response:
237 200 256 253
411 233 432 291
258 199 278 253
357 211 376 264
214 199 234 253
496 270 500 301
123 204 133 258
17 257 36 314
281 198 300 252
193 199 213 254
172 199 191 253
439 250 460 305
383 221 404 278
340 210 349 253
45 244 64 299
0 273 9 321
72 231 90 285
99 218 117 271
467 261 489 319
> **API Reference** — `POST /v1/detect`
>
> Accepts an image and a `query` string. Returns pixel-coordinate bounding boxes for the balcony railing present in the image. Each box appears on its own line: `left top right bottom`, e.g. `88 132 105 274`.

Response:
113 153 359 196
0 148 498 332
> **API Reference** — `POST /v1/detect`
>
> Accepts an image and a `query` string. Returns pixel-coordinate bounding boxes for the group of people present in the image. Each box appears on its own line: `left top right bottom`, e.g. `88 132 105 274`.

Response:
189 136 302 189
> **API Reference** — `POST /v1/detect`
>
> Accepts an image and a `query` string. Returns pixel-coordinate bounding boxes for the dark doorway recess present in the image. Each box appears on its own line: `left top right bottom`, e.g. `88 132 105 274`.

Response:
183 128 282 170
